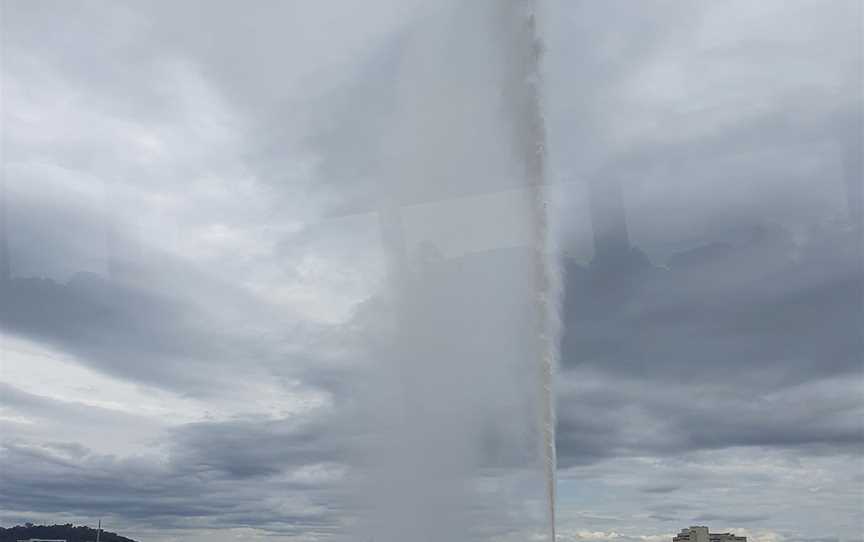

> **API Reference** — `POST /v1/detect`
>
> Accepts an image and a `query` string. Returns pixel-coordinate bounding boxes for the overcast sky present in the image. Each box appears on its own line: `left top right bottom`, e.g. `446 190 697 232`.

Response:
1 1 862 542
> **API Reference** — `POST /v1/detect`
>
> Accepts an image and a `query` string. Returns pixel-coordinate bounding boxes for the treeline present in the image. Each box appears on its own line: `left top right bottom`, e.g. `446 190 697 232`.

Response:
0 524 137 542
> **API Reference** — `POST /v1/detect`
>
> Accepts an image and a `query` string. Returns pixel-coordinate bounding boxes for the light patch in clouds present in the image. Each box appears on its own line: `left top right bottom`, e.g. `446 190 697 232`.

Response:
0 334 204 420
0 332 333 461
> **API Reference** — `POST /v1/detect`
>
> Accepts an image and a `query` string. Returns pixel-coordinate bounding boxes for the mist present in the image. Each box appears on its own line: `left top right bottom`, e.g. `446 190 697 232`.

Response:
347 2 558 541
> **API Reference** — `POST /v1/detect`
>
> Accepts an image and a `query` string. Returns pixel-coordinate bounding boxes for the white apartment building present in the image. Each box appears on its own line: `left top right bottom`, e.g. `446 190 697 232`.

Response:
674 526 747 542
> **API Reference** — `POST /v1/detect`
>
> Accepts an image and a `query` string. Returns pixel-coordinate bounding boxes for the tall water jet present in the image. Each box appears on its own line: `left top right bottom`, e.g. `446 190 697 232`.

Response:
354 2 559 540
511 4 559 539
494 1 559 539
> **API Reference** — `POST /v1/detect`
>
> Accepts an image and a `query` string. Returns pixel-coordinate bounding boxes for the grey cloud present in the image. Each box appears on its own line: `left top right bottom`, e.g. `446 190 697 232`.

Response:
1 180 347 398
2 0 385 402
692 514 771 524
0 417 348 536
548 1 860 538
1 0 862 540
554 184 862 469
0 378 353 535
641 485 681 494
0 383 163 450
554 367 863 468
1 269 293 395
168 416 348 480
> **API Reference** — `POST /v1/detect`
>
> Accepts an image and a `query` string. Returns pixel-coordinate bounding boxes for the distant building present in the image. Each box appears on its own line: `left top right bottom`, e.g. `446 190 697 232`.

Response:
674 526 746 542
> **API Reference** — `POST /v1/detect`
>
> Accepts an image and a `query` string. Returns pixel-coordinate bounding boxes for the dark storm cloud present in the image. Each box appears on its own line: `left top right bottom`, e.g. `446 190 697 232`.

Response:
1 1 396 534
0 415 348 533
546 0 862 475
0 260 311 395
554 183 862 469
560 230 862 383
2 0 388 398
555 345 863 468
545 0 861 264
0 441 219 521
168 416 348 480
0 177 351 397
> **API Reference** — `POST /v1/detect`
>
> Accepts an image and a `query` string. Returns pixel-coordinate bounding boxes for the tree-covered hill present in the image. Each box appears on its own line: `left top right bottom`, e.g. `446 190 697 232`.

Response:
0 524 138 542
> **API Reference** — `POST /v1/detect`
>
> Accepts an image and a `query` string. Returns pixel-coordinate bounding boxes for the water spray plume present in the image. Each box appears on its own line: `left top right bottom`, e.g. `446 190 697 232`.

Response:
358 2 559 541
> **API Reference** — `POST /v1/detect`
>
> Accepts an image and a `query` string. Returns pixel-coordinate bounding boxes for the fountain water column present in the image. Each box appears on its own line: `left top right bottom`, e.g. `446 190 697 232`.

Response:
365 2 559 540
497 2 559 540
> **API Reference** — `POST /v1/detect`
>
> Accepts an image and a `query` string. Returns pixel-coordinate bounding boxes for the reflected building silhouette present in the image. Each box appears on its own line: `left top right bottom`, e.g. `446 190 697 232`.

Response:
586 174 659 279
588 177 631 266
843 126 863 253
1 175 9 284
562 175 656 327
559 154 863 389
